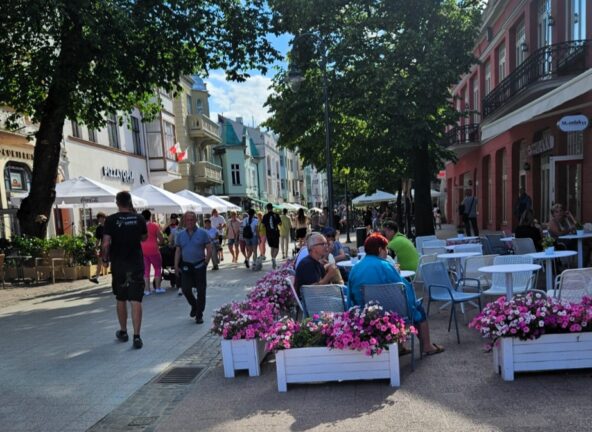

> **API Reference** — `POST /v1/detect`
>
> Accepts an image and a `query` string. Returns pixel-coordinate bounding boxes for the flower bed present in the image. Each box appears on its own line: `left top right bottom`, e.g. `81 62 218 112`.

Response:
470 292 592 381
266 303 415 391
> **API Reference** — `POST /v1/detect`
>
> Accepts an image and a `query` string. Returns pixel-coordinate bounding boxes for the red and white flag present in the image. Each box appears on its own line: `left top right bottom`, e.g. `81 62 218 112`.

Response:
168 142 181 155
177 149 188 162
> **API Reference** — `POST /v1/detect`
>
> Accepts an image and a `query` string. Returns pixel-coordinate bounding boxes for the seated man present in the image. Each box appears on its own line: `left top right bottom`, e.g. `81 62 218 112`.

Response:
322 227 347 262
295 232 340 294
382 220 419 271
348 233 444 356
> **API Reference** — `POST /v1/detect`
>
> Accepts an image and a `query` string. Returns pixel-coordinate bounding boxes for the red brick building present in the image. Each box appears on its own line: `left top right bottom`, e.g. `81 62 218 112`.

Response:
445 0 591 232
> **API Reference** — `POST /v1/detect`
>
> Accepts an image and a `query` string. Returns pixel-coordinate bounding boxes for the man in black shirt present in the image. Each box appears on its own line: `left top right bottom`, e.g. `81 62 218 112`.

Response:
262 203 282 269
102 191 148 349
295 232 339 295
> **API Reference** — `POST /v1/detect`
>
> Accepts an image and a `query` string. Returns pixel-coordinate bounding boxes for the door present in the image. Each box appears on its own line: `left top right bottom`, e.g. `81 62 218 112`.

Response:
551 157 583 221
540 155 550 223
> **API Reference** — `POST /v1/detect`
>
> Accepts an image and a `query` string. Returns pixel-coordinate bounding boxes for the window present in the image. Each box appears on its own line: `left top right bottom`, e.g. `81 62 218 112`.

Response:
280 155 285 167
4 163 31 193
267 156 271 176
88 128 97 143
71 120 81 138
276 161 280 179
107 114 119 149
515 19 526 67
472 78 480 123
497 43 506 82
131 117 143 156
186 95 192 115
195 99 203 114
164 121 175 160
484 61 491 95
568 0 586 41
231 163 241 185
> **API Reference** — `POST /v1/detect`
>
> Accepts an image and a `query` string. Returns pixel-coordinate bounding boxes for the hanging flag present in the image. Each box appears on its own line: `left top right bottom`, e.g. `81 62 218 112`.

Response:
177 149 188 162
168 142 180 155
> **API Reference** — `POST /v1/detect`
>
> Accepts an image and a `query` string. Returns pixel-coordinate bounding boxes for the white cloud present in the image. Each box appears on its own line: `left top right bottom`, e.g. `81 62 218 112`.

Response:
205 71 275 127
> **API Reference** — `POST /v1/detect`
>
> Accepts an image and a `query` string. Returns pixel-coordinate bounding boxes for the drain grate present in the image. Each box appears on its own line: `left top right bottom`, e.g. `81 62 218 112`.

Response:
155 366 203 384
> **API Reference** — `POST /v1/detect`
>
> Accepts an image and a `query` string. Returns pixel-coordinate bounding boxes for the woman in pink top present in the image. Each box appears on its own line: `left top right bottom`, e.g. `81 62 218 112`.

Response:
141 210 164 294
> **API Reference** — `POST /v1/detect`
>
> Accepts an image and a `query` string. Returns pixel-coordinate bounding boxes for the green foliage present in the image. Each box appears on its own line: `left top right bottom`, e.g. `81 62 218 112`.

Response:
11 235 48 258
62 233 97 266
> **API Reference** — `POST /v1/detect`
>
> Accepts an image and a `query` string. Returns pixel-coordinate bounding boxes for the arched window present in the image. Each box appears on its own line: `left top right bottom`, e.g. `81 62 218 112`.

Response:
4 162 31 195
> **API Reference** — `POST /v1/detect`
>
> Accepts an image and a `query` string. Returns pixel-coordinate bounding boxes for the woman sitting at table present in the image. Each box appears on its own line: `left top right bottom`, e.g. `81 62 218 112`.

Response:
548 203 577 250
515 209 543 251
348 233 444 356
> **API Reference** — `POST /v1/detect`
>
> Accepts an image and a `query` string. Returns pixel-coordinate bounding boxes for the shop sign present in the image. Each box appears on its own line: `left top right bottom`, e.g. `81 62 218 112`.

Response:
527 135 554 156
101 166 134 184
437 170 446 179
0 147 34 161
557 115 589 132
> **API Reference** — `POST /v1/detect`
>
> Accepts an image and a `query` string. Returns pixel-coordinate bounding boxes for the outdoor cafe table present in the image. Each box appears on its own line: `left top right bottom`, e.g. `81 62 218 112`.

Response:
500 236 515 242
437 252 481 279
527 250 578 292
446 236 480 246
478 264 541 298
558 232 592 268
336 260 415 280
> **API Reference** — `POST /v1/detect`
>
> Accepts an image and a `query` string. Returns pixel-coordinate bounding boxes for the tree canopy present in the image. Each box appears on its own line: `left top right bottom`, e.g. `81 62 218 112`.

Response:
265 0 481 235
0 0 278 237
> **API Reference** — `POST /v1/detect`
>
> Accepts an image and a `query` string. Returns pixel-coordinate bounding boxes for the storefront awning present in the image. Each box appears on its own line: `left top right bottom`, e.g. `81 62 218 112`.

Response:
481 69 592 142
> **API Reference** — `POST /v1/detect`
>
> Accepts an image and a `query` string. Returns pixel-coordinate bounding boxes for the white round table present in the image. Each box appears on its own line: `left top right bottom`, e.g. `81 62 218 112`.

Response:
478 264 541 298
500 236 514 242
527 250 578 291
437 252 481 278
337 260 355 269
558 232 592 268
399 270 415 279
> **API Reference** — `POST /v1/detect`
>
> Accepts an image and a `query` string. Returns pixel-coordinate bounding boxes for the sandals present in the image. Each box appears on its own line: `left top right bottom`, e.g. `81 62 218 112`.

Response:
423 343 445 356
398 346 412 356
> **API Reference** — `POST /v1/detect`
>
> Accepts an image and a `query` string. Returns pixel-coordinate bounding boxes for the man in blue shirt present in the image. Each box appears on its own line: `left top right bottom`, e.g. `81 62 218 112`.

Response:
174 212 212 324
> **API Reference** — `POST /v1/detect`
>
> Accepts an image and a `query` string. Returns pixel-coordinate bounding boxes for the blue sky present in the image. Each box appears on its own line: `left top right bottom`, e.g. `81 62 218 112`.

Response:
205 33 291 127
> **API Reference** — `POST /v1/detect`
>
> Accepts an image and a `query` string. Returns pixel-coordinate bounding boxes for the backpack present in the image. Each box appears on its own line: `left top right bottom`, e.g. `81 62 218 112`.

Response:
242 217 254 239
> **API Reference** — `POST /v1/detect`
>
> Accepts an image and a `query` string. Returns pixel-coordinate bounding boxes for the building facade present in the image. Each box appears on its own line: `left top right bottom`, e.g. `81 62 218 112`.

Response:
444 0 591 231
165 76 223 195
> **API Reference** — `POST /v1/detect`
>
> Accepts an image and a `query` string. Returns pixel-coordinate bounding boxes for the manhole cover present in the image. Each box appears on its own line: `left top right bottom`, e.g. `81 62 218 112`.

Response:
155 366 203 384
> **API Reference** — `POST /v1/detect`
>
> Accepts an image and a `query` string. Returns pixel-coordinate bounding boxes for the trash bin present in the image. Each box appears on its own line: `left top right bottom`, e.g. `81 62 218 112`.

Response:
356 227 367 249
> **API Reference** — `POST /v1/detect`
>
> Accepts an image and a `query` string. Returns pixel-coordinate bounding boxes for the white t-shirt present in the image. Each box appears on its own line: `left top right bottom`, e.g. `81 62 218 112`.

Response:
210 215 226 235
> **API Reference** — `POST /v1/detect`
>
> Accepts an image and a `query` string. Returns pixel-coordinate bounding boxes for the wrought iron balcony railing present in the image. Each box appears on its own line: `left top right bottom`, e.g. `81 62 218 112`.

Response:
441 123 480 148
483 40 589 118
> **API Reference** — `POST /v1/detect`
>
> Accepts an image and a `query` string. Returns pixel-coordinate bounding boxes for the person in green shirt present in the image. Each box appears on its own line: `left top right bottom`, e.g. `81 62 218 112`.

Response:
382 220 419 271
279 209 292 259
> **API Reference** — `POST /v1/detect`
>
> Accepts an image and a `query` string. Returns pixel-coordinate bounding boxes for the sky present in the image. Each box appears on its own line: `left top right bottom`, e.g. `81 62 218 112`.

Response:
205 33 291 128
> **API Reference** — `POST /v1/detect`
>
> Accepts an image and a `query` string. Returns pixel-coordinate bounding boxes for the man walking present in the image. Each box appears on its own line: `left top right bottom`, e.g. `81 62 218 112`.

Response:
101 191 147 349
514 188 532 221
262 203 282 269
174 212 212 324
279 208 292 259
462 189 479 236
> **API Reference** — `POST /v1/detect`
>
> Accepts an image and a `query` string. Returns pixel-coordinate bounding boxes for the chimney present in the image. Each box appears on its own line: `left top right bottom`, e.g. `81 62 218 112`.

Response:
236 117 243 124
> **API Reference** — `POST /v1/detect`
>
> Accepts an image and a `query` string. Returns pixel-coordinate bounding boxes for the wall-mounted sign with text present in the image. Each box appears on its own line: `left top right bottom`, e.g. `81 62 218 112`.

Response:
101 166 134 184
557 115 589 132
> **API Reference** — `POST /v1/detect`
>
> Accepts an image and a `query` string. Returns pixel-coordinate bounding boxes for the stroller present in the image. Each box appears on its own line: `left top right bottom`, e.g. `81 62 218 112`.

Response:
159 244 178 288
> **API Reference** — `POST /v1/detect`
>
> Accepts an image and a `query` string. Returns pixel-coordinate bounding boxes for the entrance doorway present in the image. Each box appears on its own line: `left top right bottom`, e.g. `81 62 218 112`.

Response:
551 157 583 221
540 155 550 223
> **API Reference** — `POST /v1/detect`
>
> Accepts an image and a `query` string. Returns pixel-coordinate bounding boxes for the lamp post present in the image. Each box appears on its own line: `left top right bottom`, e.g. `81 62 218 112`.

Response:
288 33 334 228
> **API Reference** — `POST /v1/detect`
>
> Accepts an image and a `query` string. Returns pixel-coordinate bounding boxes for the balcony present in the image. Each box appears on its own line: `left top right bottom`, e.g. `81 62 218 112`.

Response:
483 40 589 119
194 160 223 185
441 123 480 157
187 114 221 146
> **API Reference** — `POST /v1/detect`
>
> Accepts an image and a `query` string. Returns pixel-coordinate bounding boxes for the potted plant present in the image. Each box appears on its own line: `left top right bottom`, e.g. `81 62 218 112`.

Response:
211 301 275 378
575 221 584 236
541 236 555 255
267 303 415 392
469 292 592 381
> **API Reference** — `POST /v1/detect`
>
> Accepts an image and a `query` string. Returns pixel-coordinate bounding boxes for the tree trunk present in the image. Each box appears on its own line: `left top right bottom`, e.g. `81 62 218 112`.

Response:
17 15 84 238
412 143 435 237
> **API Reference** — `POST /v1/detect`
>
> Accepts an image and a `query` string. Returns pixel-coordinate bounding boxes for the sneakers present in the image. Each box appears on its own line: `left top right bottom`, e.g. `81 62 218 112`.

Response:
212 265 219 270
144 290 151 296
89 276 99 284
116 330 129 342
272 258 277 269
155 288 166 294
190 306 197 318
178 288 183 296
195 316 204 324
245 260 250 268
133 336 143 349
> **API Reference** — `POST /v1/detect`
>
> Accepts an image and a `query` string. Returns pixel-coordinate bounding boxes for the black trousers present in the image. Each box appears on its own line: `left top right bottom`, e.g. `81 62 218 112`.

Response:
180 261 207 318
464 216 479 236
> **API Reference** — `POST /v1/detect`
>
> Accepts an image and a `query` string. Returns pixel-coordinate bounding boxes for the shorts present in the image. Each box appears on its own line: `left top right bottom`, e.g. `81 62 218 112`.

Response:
227 238 237 246
143 253 162 278
266 231 280 248
111 263 144 302
296 228 307 239
218 235 224 244
245 237 258 247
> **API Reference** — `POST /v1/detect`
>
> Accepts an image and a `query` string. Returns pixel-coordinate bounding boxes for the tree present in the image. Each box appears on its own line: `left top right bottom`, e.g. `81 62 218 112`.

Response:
0 0 278 237
265 0 481 235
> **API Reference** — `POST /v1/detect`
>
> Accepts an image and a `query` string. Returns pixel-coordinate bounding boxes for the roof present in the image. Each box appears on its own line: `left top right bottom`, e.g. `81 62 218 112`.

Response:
218 115 245 146
191 76 208 92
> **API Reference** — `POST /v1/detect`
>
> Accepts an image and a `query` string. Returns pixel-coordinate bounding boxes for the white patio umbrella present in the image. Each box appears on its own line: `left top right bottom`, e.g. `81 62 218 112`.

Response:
208 195 241 212
176 190 222 214
132 184 201 213
54 176 148 229
394 189 443 199
351 190 397 206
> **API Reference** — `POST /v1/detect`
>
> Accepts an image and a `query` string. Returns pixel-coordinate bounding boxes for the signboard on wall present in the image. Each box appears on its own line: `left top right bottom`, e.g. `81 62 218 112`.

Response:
557 115 589 132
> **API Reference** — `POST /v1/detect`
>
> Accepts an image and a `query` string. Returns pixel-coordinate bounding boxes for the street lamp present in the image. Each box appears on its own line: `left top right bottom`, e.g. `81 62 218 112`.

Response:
287 33 334 228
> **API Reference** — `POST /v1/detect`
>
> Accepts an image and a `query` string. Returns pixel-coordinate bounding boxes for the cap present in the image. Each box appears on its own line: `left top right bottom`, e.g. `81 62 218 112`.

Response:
321 227 336 237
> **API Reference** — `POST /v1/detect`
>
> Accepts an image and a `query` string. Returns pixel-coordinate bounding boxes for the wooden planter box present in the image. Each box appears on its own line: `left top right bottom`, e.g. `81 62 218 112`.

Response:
77 264 96 279
221 339 267 378
493 333 592 381
275 343 400 392
63 266 79 281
